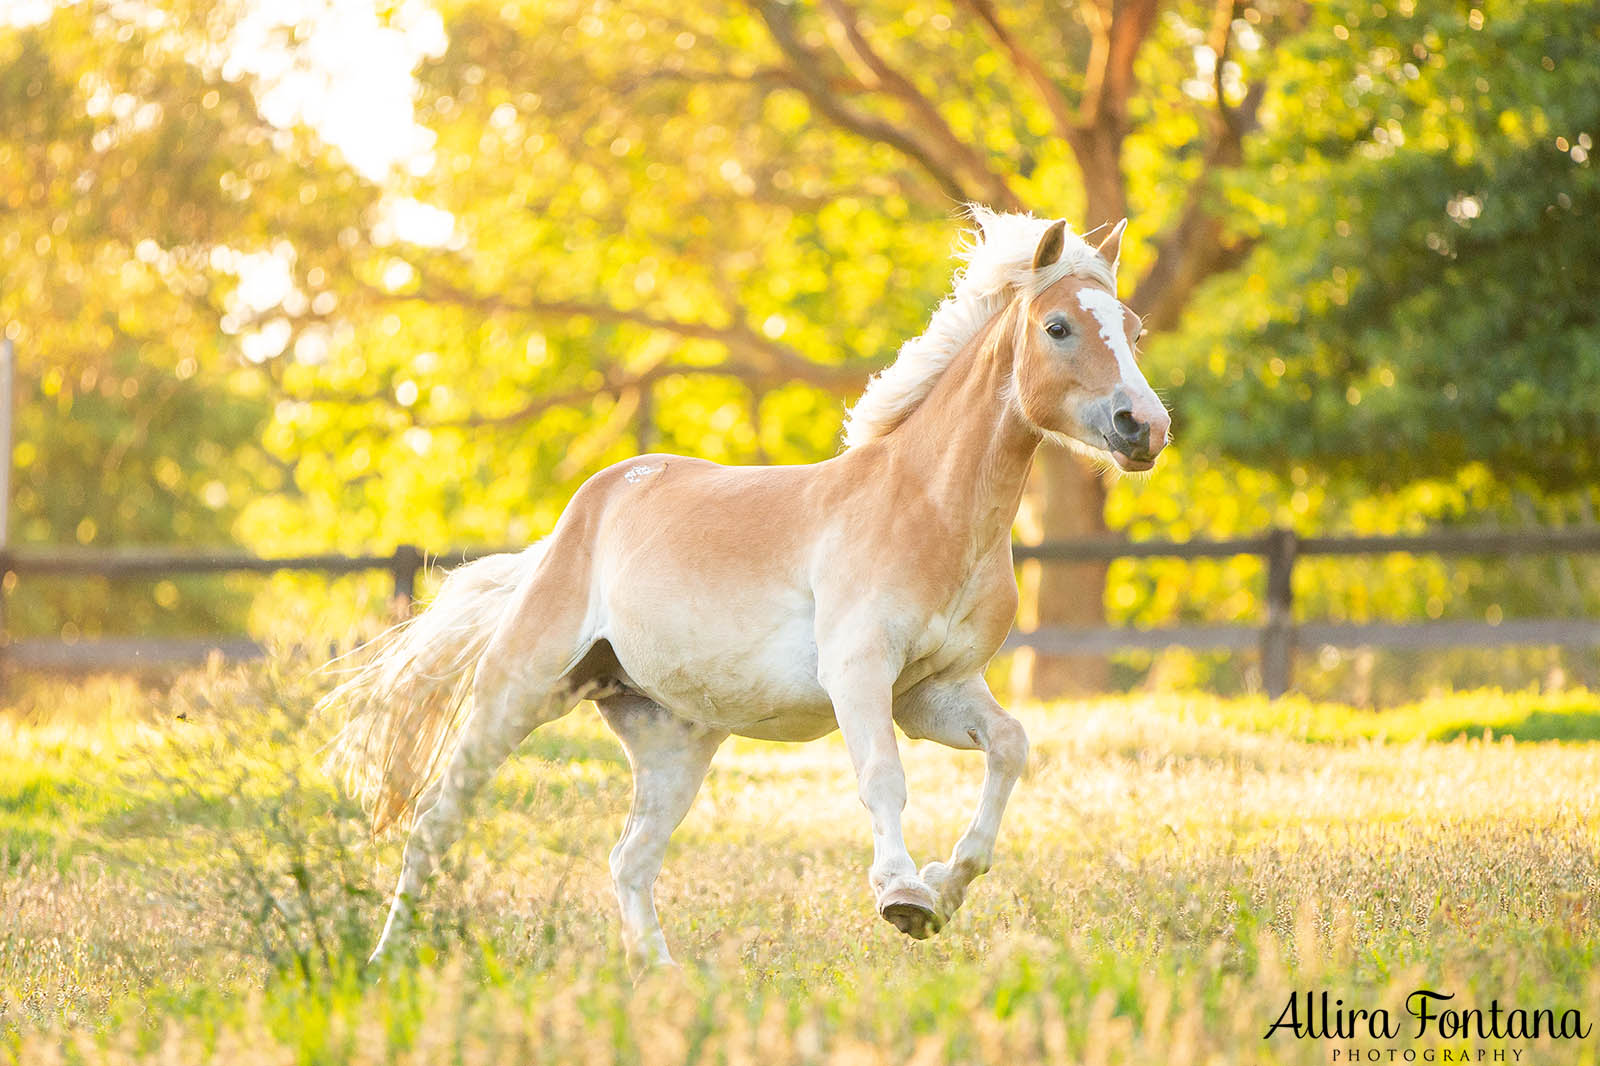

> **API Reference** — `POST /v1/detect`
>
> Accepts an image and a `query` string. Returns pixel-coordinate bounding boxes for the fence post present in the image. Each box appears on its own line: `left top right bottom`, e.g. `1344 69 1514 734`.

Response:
0 339 12 699
1261 527 1298 698
391 544 423 616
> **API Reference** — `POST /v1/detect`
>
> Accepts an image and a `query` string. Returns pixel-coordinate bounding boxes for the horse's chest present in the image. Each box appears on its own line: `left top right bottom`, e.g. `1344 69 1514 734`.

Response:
900 566 1016 685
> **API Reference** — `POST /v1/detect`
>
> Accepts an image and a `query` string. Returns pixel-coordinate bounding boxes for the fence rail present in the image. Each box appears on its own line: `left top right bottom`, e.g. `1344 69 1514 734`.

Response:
8 526 1600 695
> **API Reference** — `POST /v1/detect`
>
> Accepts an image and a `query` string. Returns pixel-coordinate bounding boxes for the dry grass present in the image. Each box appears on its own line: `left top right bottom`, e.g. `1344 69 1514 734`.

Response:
3 662 1600 1064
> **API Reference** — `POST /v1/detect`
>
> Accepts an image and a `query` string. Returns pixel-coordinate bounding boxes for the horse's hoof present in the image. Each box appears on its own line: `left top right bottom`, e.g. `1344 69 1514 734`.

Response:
919 860 966 920
628 957 683 987
879 883 942 940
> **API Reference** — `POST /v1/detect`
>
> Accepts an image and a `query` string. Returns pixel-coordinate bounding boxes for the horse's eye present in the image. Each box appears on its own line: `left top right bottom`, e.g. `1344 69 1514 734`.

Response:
1045 320 1070 339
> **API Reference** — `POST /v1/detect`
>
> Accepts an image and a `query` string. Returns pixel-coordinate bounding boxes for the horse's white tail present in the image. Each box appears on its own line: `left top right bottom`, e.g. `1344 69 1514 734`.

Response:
321 544 545 835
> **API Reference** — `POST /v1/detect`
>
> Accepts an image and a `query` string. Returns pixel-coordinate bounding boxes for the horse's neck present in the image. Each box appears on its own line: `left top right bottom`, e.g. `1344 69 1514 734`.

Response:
879 304 1040 554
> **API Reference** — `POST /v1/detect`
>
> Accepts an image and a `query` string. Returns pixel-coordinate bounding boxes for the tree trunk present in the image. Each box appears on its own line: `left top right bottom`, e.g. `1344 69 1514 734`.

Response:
1011 448 1109 699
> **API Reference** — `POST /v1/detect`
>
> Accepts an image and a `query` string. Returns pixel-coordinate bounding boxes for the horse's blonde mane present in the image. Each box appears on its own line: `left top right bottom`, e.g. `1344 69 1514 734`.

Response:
841 206 1117 449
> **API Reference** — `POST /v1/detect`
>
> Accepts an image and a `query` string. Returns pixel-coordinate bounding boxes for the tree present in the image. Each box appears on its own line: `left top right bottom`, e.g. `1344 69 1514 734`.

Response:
1165 0 1600 493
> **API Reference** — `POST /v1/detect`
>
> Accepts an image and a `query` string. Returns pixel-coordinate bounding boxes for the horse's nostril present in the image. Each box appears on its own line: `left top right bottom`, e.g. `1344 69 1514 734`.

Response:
1112 408 1142 440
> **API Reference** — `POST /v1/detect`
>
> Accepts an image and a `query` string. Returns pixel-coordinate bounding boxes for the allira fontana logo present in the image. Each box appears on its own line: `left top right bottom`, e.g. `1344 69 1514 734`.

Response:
1264 989 1590 1060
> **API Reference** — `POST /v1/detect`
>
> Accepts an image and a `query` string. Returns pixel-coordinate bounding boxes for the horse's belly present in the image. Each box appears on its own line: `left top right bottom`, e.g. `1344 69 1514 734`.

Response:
603 595 836 740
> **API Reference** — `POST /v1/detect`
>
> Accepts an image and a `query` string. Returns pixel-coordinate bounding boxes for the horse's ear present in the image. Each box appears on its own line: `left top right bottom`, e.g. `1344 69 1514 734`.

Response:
1031 220 1067 272
968 203 992 240
1095 218 1129 274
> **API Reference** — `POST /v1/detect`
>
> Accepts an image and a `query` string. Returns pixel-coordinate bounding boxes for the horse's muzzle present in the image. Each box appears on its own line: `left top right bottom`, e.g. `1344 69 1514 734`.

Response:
1095 392 1169 472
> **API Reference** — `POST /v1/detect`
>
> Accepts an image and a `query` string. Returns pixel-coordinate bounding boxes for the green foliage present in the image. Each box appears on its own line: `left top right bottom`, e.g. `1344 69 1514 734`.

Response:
0 2 377 635
1165 0 1600 491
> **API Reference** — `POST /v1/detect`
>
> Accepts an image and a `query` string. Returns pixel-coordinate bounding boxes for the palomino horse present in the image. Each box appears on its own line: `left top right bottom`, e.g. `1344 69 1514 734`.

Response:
325 208 1170 971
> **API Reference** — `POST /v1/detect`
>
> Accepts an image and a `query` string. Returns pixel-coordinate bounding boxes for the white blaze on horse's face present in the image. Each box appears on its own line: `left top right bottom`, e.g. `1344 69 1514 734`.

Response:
1010 231 1171 472
1073 288 1170 469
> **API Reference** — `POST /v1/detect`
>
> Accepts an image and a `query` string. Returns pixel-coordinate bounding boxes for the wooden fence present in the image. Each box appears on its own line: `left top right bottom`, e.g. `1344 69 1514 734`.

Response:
7 526 1600 696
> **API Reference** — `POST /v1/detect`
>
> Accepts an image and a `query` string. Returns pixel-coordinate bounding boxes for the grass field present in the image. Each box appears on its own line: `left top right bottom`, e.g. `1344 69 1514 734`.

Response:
5 659 1600 1064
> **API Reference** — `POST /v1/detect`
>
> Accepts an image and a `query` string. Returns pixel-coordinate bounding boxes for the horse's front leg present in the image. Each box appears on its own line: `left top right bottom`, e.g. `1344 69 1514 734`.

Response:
894 677 1029 927
818 640 942 940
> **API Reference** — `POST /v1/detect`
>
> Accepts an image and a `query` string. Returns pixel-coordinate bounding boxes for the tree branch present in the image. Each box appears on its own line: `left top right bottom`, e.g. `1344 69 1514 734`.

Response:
431 370 665 431
746 0 981 206
959 0 1157 227
954 0 1080 148
1081 0 1159 131
1208 0 1245 142
423 358 864 431
612 65 869 99
372 272 873 395
1129 0 1268 329
816 0 1023 210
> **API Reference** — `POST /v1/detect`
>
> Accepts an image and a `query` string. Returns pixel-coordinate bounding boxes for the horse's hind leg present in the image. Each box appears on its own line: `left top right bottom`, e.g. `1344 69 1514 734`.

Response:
369 586 590 965
893 677 1029 926
597 694 725 974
